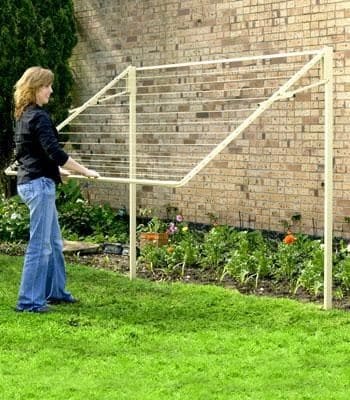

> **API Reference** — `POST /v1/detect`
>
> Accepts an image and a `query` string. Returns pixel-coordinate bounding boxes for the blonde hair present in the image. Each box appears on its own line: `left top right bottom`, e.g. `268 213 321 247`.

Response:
13 66 54 120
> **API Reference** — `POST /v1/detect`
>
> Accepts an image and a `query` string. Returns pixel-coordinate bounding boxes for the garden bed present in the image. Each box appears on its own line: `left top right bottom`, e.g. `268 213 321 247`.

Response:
2 239 350 310
2 187 350 310
64 251 350 311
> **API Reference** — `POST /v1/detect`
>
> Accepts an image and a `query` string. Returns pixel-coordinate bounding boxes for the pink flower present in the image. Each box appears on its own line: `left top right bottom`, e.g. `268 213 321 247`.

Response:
176 215 183 222
167 222 178 235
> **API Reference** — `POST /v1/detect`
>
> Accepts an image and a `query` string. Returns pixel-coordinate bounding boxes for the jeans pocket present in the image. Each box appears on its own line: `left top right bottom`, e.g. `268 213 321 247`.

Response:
17 182 34 204
41 177 55 196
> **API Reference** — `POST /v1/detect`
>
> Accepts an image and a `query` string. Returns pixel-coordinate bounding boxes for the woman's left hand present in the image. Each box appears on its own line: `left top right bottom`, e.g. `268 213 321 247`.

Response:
59 167 71 177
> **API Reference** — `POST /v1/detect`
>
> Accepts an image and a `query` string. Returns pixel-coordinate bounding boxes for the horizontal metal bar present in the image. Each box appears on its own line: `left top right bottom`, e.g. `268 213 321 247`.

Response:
66 174 183 187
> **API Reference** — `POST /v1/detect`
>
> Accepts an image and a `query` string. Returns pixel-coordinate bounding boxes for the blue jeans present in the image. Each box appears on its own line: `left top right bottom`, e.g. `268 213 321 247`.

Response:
16 177 72 311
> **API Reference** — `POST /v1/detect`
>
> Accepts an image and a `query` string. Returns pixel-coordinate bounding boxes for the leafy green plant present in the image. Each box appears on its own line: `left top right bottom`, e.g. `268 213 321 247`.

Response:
58 197 91 236
138 244 168 272
273 235 312 285
0 194 29 241
138 213 201 274
0 240 26 255
137 216 168 233
56 178 83 206
200 225 237 270
57 179 128 241
137 206 171 234
334 256 350 296
0 179 128 244
222 230 273 287
294 244 324 296
165 235 201 274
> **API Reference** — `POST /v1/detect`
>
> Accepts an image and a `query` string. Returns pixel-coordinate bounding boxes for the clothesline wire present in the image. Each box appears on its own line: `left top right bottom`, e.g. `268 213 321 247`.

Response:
71 107 256 118
85 96 266 107
62 131 234 136
67 119 245 126
135 62 315 80
62 142 219 147
111 76 292 91
75 158 196 167
74 162 192 173
68 152 206 160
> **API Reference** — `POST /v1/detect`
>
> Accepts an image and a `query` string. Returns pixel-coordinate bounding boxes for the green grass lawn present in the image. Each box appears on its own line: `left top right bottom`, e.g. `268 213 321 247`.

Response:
1 254 350 400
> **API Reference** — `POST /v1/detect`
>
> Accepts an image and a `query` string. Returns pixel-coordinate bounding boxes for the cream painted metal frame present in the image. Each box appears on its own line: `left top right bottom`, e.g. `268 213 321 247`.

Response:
6 47 333 309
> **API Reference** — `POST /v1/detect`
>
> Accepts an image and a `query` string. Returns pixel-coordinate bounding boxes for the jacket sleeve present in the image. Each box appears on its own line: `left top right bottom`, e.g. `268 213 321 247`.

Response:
30 110 69 166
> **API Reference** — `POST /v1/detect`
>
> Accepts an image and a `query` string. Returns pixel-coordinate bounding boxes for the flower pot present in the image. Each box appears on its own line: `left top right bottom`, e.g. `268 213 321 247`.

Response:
140 232 169 247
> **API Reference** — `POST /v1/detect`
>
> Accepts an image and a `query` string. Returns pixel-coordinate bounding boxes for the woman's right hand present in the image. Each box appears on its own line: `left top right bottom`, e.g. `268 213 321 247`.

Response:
63 157 100 178
85 169 100 178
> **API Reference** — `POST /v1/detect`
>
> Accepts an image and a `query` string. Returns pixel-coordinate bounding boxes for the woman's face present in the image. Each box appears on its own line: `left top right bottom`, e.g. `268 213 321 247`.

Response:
36 85 53 106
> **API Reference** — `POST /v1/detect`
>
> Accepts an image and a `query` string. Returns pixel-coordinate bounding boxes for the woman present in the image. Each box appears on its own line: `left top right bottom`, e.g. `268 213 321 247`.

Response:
13 66 100 313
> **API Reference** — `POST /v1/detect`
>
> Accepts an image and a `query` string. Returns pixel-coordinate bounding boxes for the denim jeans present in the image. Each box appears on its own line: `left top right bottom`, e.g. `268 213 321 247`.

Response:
16 177 72 311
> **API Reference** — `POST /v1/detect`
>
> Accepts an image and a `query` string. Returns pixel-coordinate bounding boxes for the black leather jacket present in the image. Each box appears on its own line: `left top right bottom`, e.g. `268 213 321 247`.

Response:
15 104 69 185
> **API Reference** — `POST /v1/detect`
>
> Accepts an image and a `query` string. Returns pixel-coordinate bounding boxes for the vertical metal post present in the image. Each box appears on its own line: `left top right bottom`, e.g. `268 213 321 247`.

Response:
128 66 137 279
323 47 333 310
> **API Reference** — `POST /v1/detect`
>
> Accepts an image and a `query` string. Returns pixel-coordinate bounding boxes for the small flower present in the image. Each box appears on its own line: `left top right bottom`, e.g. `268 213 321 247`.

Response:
167 222 178 235
176 214 183 222
283 232 297 244
182 226 189 232
167 246 175 254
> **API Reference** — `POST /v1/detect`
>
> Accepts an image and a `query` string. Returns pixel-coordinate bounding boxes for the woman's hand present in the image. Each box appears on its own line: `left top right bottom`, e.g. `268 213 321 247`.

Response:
63 157 100 178
84 169 100 178
59 167 71 177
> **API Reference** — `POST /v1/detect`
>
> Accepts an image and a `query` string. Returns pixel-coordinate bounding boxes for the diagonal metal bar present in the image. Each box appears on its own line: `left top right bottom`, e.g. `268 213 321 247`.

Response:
177 49 325 187
56 66 131 131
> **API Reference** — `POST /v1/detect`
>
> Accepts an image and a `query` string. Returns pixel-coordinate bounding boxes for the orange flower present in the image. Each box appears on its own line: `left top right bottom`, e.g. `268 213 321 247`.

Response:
283 232 297 244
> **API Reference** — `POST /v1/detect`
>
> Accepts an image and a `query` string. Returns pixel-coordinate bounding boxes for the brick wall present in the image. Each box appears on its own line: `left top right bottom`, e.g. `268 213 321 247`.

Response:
70 0 350 237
